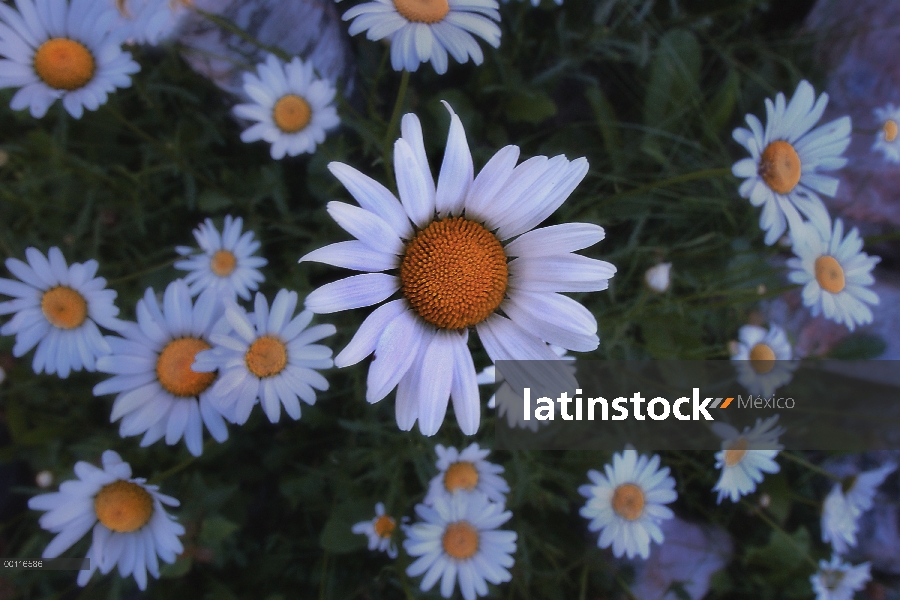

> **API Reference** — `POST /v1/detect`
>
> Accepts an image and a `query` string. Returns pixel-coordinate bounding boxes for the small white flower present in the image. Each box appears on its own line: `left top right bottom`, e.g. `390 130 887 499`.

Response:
175 215 268 301
113 0 188 45
0 247 121 378
644 262 671 293
787 219 880 332
0 0 140 118
27 450 184 591
233 54 340 160
351 502 398 558
731 80 850 245
425 443 509 505
810 555 871 600
35 470 53 488
193 289 335 424
821 483 859 555
872 103 900 164
711 415 784 504
578 449 677 559
730 324 796 398
341 0 501 74
404 491 517 600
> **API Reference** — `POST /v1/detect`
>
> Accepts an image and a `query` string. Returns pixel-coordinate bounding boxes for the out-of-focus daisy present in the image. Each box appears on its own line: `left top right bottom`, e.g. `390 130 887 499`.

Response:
730 324 796 398
821 482 859 555
424 443 509 505
872 103 900 164
810 555 871 600
351 502 399 558
300 103 613 436
113 0 188 45
174 215 267 301
0 247 121 378
787 219 880 332
731 80 850 245
93 280 229 457
644 262 671 293
232 54 340 160
0 0 140 118
578 449 677 559
341 0 501 74
27 450 184 591
844 461 896 514
193 290 335 424
404 491 516 600
711 415 784 504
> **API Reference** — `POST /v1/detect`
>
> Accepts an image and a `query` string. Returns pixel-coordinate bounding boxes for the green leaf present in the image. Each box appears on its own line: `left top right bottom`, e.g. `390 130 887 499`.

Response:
160 556 193 578
505 90 558 124
585 86 624 172
197 189 233 212
745 526 810 581
199 515 240 544
826 333 887 360
705 69 740 135
319 501 372 554
643 29 701 131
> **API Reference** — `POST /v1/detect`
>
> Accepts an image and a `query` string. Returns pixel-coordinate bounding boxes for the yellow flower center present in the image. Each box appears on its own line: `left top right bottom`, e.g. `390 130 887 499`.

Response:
442 521 479 559
374 514 396 538
33 38 96 91
272 94 312 134
758 140 801 195
156 338 216 397
884 119 899 143
611 483 645 521
724 437 749 467
41 286 88 330
392 0 450 23
443 461 479 493
815 255 845 294
210 250 237 277
245 336 288 378
400 217 508 330
93 480 154 533
749 342 776 374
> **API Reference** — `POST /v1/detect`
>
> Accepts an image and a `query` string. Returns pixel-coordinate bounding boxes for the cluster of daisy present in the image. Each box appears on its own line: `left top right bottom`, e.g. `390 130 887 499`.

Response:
353 443 516 600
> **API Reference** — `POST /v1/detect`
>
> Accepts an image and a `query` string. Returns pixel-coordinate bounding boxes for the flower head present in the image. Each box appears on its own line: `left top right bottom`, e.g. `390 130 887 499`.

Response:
730 324 796 398
711 415 784 504
0 0 140 118
27 450 184 591
872 103 900 164
821 482 859 555
0 247 121 378
578 449 677 559
810 555 871 600
644 262 672 293
425 443 509 505
731 80 851 245
300 102 614 436
351 502 399 558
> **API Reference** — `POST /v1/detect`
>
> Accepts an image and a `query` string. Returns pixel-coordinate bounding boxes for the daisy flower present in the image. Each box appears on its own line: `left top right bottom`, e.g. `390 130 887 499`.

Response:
810 555 871 600
711 415 784 504
351 502 399 558
731 80 851 245
821 483 859 555
404 491 516 600
112 0 189 46
578 449 677 559
0 0 140 118
232 54 340 160
192 289 336 425
93 280 229 457
27 450 184 591
844 461 896 514
341 0 501 75
0 247 121 378
872 103 900 163
787 219 880 332
424 443 509 505
300 103 614 436
730 324 796 398
174 215 268 301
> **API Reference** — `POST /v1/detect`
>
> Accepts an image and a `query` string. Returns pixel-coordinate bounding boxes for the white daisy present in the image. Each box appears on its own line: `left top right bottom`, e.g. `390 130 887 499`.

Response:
810 555 871 600
711 415 784 504
644 262 671 293
174 215 268 301
787 218 880 332
113 0 188 46
0 0 140 118
232 54 340 160
730 324 796 398
92 280 230 457
341 0 501 75
872 103 900 164
0 247 121 378
404 491 516 600
578 449 677 559
821 483 859 555
192 289 335 425
351 502 399 558
844 462 896 514
731 80 851 245
424 443 509 505
300 103 613 436
27 450 184 591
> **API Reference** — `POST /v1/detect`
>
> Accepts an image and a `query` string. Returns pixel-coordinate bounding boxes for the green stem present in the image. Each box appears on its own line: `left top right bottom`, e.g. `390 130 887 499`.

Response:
382 69 411 184
106 257 178 285
601 167 733 203
779 451 842 482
